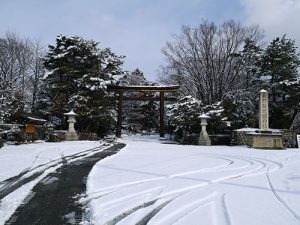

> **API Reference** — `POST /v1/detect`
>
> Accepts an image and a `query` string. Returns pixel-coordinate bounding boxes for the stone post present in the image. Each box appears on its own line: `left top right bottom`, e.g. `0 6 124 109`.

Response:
246 89 284 149
64 110 78 141
259 90 269 130
198 114 211 145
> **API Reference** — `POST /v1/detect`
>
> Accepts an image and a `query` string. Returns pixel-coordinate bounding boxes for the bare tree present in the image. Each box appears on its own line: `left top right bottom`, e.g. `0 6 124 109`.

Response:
0 31 44 120
0 32 30 119
159 20 263 105
26 40 45 113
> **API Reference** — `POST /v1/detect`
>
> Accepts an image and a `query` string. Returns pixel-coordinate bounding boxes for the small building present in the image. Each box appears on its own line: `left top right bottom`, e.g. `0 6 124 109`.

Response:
11 112 46 142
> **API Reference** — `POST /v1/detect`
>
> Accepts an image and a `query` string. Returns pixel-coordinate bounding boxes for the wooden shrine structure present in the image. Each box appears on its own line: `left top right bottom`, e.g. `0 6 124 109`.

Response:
107 85 179 138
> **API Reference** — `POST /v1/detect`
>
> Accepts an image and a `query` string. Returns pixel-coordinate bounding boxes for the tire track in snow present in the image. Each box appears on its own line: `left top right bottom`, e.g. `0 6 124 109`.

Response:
81 186 164 207
142 192 228 225
87 152 283 224
102 187 168 225
266 169 300 222
192 153 283 180
82 154 240 201
168 155 235 178
104 199 172 225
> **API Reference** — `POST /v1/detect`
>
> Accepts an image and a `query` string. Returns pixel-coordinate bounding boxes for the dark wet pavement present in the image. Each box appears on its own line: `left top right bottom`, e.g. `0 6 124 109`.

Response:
3 143 125 225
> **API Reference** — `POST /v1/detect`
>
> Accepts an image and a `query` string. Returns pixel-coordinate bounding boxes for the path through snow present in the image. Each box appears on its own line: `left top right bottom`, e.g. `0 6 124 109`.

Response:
0 141 111 225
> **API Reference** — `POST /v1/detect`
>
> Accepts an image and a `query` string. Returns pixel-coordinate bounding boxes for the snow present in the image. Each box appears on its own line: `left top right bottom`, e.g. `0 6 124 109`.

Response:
234 127 281 132
27 116 47 123
0 141 100 182
85 135 300 225
279 77 300 86
0 137 300 225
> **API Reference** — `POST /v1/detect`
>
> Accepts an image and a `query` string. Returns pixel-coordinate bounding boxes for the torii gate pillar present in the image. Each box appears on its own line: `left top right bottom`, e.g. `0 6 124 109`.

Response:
116 91 123 138
159 92 165 138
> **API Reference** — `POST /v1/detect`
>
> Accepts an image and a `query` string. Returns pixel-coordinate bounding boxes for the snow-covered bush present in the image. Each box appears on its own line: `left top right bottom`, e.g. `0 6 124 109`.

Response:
166 96 202 142
223 89 258 129
203 101 228 134
167 95 202 131
167 95 233 143
0 125 23 143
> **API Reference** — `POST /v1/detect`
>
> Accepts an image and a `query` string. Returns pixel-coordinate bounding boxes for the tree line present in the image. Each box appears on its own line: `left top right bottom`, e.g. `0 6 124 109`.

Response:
0 32 158 136
160 20 300 132
0 19 299 138
0 32 44 120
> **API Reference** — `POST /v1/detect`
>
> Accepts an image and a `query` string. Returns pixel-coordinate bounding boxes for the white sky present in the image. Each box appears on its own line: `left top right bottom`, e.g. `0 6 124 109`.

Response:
0 0 299 81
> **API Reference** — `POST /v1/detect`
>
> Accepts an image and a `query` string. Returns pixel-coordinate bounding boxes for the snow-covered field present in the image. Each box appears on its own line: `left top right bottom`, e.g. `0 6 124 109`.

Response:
0 137 300 225
86 135 300 225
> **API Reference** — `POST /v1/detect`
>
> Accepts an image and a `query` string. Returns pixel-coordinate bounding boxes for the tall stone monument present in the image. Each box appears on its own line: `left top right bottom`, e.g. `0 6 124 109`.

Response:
198 114 211 146
259 90 269 130
247 90 284 149
64 110 78 141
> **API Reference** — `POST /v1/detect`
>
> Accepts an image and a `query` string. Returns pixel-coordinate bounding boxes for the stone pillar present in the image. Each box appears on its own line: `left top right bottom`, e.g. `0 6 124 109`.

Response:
116 91 123 138
198 114 211 145
259 90 269 130
64 110 78 141
246 89 284 149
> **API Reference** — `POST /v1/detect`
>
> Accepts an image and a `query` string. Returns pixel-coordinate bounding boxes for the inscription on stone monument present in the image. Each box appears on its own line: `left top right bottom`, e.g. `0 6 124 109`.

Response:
259 90 269 130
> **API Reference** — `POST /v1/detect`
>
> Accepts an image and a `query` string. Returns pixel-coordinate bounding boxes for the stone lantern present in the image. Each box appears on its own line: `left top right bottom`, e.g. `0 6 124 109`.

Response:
198 114 211 146
64 109 78 141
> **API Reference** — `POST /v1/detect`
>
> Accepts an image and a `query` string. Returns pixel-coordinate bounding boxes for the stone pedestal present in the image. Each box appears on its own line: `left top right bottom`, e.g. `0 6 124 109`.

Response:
198 114 211 146
247 90 284 149
247 132 284 149
0 137 3 148
64 110 78 141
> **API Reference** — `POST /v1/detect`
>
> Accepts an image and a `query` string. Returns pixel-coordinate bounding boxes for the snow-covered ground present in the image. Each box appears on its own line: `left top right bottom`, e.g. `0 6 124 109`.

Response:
85 135 300 225
0 141 101 182
0 137 300 225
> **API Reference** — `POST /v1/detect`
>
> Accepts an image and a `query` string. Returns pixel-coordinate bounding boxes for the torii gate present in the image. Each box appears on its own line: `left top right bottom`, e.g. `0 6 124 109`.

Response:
107 85 179 138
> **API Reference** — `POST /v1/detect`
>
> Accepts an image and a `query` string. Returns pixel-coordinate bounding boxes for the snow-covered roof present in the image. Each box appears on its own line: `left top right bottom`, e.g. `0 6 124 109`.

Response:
27 117 47 123
199 114 210 119
259 89 268 93
11 112 46 124
64 109 77 116
234 127 281 132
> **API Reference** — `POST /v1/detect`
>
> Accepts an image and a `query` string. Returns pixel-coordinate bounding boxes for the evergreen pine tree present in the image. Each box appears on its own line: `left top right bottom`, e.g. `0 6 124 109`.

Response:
43 35 100 115
42 35 125 135
259 35 300 128
222 39 262 128
121 69 159 133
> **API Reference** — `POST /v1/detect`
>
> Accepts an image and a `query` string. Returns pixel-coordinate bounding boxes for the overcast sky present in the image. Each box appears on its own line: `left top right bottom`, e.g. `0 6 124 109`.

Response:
1 0 299 81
